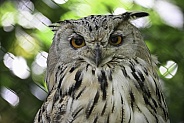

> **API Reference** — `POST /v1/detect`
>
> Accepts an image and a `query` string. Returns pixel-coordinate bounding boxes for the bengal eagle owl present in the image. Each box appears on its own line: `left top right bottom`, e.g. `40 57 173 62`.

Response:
34 12 169 123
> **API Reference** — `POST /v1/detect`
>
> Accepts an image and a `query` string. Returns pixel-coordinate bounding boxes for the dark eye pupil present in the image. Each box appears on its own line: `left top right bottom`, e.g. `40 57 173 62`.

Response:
111 36 118 43
75 38 83 45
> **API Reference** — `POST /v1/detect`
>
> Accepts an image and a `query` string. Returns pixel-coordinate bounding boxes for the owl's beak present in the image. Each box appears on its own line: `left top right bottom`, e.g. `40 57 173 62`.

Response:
95 44 101 67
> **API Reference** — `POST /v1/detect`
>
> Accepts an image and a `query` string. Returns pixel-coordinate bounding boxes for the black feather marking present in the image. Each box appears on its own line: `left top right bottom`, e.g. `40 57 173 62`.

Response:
59 96 63 103
70 98 74 112
86 91 99 118
131 72 140 82
130 12 149 18
108 70 112 81
155 115 159 123
152 98 158 108
42 105 45 113
101 101 107 116
129 91 135 109
106 114 110 123
66 70 83 97
128 112 131 123
75 86 86 99
89 26 92 32
95 24 99 30
57 65 67 89
92 69 95 75
86 64 89 71
143 95 156 113
68 85 74 96
132 70 151 100
137 70 145 82
122 66 129 78
120 94 124 123
94 91 100 104
134 58 139 64
98 70 108 100
136 105 149 123
112 85 114 95
154 79 161 102
160 93 169 119
69 67 75 73
59 89 62 97
130 65 135 72
58 76 64 89
143 96 159 122
72 106 83 119
121 12 149 21
162 105 168 120
74 70 82 90
131 72 146 91
55 70 59 86
93 116 98 123
38 109 41 122
112 99 115 113
143 68 148 75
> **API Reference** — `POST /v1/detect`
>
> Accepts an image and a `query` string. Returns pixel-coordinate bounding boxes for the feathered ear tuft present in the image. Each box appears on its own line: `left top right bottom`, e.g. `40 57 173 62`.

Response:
49 20 72 32
49 23 60 32
122 12 149 20
49 21 63 32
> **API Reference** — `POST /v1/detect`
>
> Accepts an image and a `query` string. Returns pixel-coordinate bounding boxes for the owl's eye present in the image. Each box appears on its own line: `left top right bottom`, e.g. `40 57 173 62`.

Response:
109 35 123 46
70 36 85 49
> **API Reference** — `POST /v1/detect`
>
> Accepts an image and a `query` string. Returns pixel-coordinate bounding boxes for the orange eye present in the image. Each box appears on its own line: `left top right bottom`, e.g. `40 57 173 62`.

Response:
70 36 85 49
109 35 123 46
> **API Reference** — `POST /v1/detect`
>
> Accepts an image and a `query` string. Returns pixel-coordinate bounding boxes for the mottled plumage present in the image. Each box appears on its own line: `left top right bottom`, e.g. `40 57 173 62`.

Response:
34 12 169 123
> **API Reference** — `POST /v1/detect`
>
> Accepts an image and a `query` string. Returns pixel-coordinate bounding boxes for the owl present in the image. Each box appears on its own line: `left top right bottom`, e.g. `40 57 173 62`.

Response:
34 12 169 123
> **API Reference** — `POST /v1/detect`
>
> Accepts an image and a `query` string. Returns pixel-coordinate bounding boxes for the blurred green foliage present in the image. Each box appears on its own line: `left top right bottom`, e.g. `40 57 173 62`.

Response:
0 0 184 122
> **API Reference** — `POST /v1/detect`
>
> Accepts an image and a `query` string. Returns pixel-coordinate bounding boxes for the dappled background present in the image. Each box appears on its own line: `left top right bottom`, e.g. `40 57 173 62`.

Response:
0 0 184 122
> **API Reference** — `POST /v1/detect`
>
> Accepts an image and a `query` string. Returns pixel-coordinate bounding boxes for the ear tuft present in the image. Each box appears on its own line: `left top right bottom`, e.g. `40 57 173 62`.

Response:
49 20 73 32
122 12 149 20
49 22 62 32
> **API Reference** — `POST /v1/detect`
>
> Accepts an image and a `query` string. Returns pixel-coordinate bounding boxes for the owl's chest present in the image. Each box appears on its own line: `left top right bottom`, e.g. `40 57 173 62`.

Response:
49 63 165 123
57 66 135 123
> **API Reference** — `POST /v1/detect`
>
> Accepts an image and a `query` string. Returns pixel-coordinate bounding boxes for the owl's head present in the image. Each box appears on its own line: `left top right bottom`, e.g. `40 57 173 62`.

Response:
48 12 150 71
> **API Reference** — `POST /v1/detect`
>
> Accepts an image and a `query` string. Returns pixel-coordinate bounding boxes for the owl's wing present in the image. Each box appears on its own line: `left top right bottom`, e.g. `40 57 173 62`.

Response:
34 88 71 123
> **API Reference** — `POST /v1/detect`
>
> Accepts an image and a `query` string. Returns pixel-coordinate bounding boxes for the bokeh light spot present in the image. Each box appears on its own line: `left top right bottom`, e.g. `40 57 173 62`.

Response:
33 12 52 31
1 12 15 32
32 62 45 75
1 87 20 107
53 0 68 4
154 0 183 28
18 11 34 28
3 52 15 69
159 60 178 79
35 51 48 68
131 17 151 28
15 29 37 53
11 56 30 79
134 0 154 8
31 51 48 75
113 8 126 15
30 84 47 101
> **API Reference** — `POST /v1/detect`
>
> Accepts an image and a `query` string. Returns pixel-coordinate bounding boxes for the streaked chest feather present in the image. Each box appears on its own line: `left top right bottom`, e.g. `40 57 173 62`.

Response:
36 58 168 123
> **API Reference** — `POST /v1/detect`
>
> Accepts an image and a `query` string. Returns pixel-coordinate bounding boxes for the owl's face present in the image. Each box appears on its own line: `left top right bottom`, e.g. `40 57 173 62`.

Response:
50 12 150 69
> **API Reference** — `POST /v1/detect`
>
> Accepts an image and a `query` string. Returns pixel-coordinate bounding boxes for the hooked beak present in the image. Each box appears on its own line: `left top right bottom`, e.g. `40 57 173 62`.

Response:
95 44 102 67
80 43 113 67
